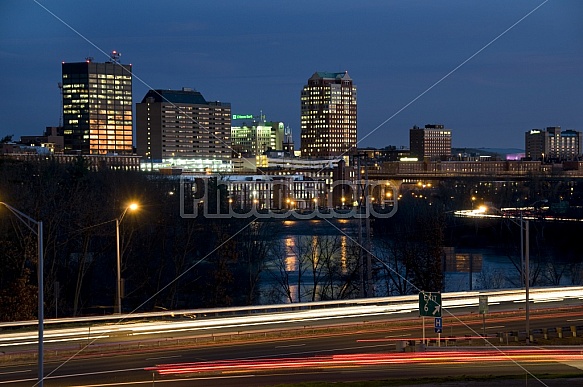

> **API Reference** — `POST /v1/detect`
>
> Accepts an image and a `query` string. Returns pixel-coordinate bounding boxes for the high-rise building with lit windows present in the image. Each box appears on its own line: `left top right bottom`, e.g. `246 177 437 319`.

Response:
61 54 133 154
136 88 232 160
231 119 285 156
300 71 357 158
409 124 452 161
525 126 582 161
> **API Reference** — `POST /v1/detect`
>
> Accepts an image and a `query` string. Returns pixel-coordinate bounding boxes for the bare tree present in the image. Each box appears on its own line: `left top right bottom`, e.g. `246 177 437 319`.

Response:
374 239 416 296
288 235 311 302
267 235 312 303
266 241 294 303
476 268 506 290
327 236 361 300
568 262 583 285
237 221 280 305
372 198 444 294
308 235 342 301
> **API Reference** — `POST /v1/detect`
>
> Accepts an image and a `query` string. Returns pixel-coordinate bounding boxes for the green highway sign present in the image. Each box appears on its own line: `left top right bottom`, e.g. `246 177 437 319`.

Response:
232 114 254 120
419 291 442 317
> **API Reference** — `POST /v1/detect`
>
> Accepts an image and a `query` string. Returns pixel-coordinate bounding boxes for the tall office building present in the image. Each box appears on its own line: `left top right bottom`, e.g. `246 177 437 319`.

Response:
61 53 133 154
525 126 582 161
300 71 357 158
409 124 452 161
231 120 285 156
136 88 231 160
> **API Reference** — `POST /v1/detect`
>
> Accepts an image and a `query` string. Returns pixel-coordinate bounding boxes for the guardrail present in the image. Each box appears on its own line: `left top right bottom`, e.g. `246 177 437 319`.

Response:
1 286 582 331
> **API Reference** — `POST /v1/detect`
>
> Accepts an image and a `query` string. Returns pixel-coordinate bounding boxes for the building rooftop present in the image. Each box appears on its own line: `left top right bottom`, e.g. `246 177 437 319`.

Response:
311 71 351 80
141 88 208 104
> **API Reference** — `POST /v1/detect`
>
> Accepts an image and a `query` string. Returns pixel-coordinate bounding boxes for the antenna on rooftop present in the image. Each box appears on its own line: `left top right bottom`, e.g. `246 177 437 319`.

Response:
110 50 121 63
85 56 94 63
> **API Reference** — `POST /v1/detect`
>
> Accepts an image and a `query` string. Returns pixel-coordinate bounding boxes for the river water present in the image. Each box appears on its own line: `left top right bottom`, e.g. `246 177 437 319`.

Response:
258 219 574 304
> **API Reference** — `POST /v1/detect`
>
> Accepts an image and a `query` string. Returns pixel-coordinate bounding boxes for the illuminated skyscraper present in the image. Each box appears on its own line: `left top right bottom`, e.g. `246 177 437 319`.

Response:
300 71 357 158
61 53 133 154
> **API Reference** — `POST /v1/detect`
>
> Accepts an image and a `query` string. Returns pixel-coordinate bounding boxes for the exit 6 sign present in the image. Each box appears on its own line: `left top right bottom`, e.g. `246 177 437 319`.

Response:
419 291 442 317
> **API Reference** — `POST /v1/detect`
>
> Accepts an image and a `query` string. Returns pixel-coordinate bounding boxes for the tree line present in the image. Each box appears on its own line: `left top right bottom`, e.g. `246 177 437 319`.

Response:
1 158 583 322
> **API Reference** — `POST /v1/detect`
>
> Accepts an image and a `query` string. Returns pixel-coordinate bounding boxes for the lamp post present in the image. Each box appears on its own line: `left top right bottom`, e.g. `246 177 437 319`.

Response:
115 202 138 314
479 205 530 344
522 214 530 345
511 212 531 344
0 202 44 386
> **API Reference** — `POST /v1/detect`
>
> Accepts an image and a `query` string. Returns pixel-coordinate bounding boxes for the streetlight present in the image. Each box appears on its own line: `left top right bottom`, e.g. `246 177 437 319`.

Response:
483 204 530 344
0 202 44 386
116 202 138 314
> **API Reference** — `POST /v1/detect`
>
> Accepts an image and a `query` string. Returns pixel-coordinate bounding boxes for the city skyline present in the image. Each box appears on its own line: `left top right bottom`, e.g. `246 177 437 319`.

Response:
1 0 581 150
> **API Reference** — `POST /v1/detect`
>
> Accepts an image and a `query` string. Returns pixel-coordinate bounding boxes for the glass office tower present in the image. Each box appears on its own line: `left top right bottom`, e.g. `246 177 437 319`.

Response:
62 56 133 154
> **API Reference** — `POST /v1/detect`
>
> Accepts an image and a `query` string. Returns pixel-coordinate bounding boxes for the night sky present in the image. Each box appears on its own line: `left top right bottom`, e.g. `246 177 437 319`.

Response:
1 0 581 150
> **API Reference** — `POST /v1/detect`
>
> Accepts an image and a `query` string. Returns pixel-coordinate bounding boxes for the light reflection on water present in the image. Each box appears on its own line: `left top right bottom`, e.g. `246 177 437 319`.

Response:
261 219 575 303
275 219 359 278
279 235 350 274
284 237 295 271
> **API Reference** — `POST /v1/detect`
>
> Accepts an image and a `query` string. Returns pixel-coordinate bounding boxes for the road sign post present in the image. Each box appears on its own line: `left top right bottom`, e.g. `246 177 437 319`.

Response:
419 292 442 345
479 294 488 338
479 294 488 314
435 317 442 347
422 315 425 345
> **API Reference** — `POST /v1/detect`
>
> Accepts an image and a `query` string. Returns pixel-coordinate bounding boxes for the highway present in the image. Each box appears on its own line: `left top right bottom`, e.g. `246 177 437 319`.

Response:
1 287 582 385
2 322 583 386
1 287 582 352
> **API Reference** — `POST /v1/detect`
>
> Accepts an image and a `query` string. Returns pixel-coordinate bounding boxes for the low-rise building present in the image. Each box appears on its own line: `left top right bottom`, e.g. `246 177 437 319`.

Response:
19 127 65 154
525 126 582 161
0 152 141 171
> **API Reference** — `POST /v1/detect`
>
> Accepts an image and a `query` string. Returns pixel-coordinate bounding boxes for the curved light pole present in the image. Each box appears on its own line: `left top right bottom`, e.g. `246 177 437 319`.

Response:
0 202 44 386
116 203 138 314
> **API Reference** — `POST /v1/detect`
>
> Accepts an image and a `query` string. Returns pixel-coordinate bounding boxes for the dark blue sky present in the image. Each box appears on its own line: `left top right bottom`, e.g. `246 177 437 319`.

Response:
1 0 581 149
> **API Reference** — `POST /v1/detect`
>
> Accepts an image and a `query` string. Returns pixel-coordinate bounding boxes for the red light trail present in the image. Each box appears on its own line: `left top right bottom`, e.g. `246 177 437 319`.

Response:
146 349 583 376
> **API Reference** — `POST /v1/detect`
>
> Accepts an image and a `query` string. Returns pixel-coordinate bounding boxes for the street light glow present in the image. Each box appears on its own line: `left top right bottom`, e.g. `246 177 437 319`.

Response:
116 201 140 314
